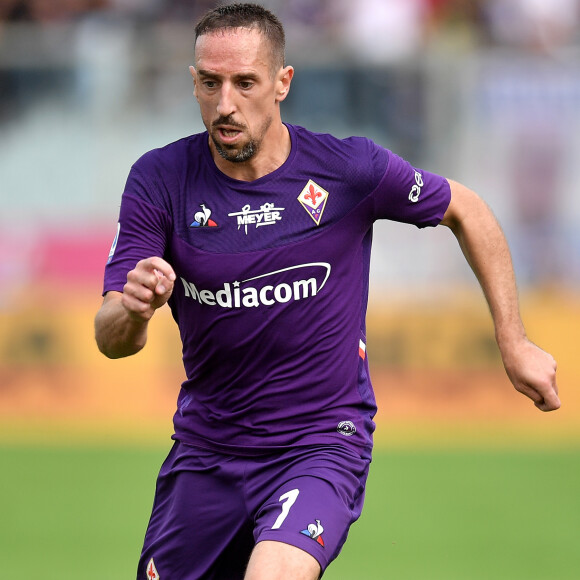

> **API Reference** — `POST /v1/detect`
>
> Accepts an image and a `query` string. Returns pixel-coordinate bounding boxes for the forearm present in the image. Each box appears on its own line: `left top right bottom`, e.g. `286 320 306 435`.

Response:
95 258 175 359
441 180 560 411
94 292 149 359
441 180 525 349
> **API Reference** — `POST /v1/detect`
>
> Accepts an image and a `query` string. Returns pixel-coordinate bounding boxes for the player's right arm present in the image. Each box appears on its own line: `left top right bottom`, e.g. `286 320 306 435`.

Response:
95 257 176 359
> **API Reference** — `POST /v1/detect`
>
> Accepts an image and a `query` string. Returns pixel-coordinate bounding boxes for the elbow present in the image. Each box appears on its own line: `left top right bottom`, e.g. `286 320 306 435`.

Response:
94 300 147 359
94 330 145 359
95 337 145 359
97 343 124 359
441 179 486 233
95 335 119 359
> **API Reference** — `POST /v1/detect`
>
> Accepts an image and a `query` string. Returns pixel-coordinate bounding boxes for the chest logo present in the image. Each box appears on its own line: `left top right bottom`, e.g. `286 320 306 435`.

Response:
190 204 218 228
228 203 285 235
298 180 329 226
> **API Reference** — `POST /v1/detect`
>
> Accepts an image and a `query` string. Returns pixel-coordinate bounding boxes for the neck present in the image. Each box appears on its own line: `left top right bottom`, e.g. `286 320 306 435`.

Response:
210 122 291 182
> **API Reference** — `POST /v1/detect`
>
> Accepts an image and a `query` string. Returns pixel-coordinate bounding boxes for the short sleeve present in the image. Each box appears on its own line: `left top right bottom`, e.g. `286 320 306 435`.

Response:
102 166 172 295
371 150 451 228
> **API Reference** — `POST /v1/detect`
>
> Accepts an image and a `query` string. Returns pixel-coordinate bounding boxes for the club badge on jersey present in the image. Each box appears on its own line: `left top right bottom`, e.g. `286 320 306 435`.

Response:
298 180 329 226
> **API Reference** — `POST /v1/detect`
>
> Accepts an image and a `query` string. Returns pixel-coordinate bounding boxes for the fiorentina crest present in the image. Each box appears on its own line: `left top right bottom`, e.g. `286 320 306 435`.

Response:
146 558 160 579
298 180 329 226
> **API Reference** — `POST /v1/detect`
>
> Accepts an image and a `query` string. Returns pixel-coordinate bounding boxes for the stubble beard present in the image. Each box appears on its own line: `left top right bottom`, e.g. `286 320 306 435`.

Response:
210 115 273 164
212 135 257 163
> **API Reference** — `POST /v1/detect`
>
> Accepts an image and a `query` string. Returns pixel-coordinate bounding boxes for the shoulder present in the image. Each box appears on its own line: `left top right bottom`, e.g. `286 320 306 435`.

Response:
291 124 380 154
131 132 207 177
289 124 390 187
122 132 208 210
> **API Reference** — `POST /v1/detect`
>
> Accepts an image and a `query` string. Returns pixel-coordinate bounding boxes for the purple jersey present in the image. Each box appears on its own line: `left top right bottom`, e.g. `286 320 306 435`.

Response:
104 124 450 455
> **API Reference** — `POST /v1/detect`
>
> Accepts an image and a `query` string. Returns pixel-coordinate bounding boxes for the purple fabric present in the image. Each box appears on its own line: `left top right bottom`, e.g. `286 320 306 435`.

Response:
103 124 451 455
138 441 370 578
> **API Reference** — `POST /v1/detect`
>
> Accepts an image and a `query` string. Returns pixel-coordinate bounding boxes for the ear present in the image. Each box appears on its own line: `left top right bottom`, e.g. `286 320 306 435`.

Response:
275 65 294 103
189 65 199 100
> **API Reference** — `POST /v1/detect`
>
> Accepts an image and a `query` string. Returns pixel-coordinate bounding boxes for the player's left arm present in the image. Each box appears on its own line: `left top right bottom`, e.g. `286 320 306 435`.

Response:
440 179 560 412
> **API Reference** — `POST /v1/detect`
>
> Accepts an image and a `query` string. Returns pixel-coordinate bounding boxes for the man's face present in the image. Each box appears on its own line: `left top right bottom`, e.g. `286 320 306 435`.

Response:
192 27 283 164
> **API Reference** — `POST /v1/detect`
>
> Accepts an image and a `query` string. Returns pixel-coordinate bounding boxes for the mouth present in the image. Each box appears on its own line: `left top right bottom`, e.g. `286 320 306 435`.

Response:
214 124 244 144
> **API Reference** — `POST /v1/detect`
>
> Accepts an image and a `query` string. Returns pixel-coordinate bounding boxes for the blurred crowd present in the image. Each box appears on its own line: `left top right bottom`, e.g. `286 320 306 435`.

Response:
2 0 579 133
1 0 579 53
1 1 580 290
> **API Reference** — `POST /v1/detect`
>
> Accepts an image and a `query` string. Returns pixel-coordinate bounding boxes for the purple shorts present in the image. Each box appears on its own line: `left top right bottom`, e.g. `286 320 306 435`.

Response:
137 440 371 579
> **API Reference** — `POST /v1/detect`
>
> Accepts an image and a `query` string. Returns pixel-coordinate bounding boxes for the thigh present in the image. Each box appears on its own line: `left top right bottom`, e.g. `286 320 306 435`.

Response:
137 442 254 580
251 446 370 575
245 540 320 580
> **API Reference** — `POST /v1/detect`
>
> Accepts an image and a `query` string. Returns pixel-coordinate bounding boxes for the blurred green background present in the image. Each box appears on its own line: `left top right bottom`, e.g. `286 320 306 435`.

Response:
1 1 579 578
2 446 579 579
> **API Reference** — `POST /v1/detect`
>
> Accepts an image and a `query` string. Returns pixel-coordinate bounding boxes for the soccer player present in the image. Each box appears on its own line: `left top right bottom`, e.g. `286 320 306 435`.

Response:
94 4 560 579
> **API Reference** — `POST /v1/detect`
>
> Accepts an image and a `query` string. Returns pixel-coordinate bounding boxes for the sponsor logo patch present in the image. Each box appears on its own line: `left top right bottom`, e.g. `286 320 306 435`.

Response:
408 170 424 203
190 204 218 228
298 180 329 226
228 202 284 235
107 222 120 264
300 519 325 546
181 262 331 309
337 420 356 437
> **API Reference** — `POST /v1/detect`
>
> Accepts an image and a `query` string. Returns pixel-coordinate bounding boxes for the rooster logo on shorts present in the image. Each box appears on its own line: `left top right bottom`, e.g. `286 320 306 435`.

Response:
300 519 325 546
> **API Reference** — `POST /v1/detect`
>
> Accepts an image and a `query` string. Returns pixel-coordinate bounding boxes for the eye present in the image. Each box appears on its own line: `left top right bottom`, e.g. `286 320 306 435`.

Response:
239 80 254 90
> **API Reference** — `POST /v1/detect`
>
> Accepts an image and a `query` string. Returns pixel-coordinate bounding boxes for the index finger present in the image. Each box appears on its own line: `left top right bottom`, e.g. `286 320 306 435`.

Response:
140 257 176 282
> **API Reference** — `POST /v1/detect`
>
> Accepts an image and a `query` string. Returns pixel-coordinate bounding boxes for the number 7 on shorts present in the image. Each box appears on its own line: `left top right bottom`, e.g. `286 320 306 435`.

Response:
271 488 300 530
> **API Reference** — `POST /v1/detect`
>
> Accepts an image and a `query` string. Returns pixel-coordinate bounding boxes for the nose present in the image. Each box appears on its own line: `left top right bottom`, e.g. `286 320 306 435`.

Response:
216 82 236 117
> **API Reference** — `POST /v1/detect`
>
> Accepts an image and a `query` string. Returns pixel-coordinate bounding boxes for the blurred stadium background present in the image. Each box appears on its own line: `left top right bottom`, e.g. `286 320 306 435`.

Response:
1 1 579 578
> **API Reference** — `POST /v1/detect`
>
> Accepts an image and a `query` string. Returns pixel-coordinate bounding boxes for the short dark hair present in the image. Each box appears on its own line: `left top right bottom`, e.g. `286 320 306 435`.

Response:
194 3 286 72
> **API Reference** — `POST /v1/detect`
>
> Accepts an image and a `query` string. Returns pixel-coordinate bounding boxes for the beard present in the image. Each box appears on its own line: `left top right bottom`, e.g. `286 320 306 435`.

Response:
209 114 272 163
211 134 257 163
